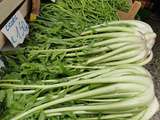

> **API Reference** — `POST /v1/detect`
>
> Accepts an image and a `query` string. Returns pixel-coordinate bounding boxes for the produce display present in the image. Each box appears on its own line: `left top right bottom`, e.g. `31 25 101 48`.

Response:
1 0 131 80
0 0 159 120
0 66 159 120
1 20 157 81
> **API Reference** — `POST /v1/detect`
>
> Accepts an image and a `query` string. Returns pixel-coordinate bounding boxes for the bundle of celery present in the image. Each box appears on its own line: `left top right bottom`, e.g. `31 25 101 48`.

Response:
3 20 155 80
28 20 156 66
0 65 158 120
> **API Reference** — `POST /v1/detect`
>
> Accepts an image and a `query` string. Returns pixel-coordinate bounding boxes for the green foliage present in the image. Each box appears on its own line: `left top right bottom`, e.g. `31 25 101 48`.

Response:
1 0 130 81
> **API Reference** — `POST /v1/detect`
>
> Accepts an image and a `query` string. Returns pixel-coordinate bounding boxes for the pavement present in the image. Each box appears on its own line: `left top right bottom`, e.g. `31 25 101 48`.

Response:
144 14 160 120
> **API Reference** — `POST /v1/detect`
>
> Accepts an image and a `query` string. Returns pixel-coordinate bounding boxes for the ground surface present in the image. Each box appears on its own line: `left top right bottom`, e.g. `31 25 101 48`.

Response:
144 14 160 120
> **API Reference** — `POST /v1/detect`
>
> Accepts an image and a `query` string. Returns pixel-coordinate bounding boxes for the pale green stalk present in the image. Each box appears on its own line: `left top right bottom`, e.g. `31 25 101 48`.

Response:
11 83 146 120
44 86 153 114
87 44 142 64
81 26 136 35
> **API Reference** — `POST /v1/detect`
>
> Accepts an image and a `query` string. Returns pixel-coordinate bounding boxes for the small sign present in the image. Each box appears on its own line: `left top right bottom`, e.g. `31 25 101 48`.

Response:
1 11 29 47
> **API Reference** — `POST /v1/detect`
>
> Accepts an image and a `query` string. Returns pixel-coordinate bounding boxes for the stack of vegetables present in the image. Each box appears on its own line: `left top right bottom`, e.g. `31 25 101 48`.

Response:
0 65 159 120
1 0 131 80
0 0 159 120
1 20 157 80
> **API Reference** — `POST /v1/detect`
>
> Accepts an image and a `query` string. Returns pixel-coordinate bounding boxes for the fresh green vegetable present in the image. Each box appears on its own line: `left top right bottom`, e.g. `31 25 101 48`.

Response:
21 20 157 80
0 65 158 120
1 0 130 80
1 20 156 81
30 0 130 40
0 1 158 120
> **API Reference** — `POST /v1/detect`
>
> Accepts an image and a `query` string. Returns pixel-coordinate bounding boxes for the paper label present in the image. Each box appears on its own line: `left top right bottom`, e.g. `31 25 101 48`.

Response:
1 11 29 47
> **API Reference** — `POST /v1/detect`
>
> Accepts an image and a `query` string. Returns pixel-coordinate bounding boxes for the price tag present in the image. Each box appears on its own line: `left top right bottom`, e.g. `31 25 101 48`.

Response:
1 11 29 47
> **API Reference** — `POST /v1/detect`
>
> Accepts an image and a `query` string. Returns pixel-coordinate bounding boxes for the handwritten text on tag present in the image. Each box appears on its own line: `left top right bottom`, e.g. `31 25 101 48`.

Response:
1 11 29 47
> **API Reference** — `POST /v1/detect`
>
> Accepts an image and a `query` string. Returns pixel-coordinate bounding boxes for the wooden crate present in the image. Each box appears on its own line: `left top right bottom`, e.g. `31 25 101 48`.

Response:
0 0 31 49
118 1 141 20
0 0 24 23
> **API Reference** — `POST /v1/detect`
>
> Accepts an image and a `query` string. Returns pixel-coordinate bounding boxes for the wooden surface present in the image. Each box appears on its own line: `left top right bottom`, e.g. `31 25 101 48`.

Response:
0 32 5 48
0 0 24 23
32 0 40 15
118 1 141 20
